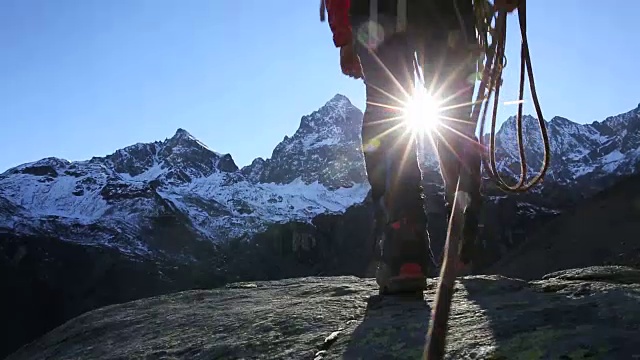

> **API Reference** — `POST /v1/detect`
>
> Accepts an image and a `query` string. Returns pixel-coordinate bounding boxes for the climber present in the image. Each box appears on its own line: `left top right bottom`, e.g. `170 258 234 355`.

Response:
322 0 518 294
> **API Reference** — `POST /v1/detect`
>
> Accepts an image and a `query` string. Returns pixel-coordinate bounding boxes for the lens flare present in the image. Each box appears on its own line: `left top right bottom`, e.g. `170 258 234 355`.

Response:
404 88 441 134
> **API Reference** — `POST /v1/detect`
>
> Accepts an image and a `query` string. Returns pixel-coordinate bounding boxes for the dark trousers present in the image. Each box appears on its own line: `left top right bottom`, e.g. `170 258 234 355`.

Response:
351 10 482 229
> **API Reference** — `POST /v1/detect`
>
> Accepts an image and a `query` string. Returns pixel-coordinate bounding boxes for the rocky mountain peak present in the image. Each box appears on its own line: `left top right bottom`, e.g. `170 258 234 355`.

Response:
323 93 353 112
298 94 359 132
549 116 573 126
152 129 239 181
1 157 71 178
601 105 640 132
240 157 266 182
16 128 241 186
171 128 193 140
498 114 545 135
164 128 213 153
245 94 366 187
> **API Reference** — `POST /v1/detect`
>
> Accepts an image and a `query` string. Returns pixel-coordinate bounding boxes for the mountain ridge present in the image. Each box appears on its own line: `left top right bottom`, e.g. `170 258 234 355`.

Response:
2 94 640 259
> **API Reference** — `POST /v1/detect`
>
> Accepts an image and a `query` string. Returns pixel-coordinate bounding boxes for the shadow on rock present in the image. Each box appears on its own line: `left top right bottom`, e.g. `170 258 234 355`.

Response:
457 266 640 359
343 293 431 359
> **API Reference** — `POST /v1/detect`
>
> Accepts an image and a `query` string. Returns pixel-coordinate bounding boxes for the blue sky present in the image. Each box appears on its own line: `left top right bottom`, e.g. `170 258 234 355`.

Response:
1 0 639 172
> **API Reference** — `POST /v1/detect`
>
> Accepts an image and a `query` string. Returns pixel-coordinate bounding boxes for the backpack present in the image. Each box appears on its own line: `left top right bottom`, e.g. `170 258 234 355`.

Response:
319 0 478 38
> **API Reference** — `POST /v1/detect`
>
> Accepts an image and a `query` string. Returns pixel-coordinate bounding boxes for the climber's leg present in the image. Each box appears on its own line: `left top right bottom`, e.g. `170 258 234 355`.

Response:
352 15 430 294
419 27 482 267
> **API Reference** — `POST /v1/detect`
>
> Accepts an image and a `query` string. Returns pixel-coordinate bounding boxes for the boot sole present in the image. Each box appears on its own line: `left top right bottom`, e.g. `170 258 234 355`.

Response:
379 276 427 296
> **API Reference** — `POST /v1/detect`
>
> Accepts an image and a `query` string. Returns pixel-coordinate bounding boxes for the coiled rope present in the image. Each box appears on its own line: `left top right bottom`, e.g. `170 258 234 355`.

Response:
472 0 550 193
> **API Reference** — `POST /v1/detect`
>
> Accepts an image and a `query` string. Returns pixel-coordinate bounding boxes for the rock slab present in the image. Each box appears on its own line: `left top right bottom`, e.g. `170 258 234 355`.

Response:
7 266 640 360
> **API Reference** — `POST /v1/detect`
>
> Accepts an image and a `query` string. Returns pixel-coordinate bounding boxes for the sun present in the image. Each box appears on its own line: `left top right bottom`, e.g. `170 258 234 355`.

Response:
404 88 441 134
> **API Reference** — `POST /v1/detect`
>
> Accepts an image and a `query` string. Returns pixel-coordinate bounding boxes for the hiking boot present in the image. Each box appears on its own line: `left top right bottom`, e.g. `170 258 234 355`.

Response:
376 261 427 295
376 218 429 295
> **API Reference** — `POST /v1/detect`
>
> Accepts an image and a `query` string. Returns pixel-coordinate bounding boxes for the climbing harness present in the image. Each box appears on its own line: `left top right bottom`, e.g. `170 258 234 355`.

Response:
424 1 550 359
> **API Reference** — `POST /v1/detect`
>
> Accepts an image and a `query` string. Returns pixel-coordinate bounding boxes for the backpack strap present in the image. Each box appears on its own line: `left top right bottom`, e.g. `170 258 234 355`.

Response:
367 0 409 48
320 0 326 22
369 0 378 42
396 0 407 32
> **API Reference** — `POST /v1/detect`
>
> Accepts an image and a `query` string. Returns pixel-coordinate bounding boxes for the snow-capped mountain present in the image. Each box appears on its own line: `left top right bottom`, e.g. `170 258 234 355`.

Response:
1 94 640 262
0 95 371 258
489 103 640 194
241 94 367 188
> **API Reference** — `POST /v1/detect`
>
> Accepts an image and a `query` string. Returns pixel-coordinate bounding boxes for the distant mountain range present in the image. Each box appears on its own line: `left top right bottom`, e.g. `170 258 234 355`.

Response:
2 94 640 358
1 94 640 262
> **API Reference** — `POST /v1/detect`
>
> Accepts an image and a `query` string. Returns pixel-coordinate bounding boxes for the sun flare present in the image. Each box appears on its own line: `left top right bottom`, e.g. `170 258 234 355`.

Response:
404 88 441 134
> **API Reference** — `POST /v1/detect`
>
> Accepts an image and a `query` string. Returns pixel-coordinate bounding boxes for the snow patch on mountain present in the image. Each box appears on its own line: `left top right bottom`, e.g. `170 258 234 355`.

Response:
157 173 369 239
2 167 109 222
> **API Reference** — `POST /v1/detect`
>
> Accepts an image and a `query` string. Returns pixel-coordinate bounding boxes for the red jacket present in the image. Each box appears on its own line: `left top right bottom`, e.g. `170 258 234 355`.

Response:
325 0 352 48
